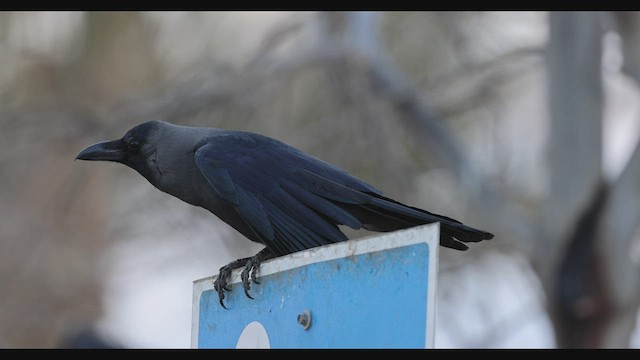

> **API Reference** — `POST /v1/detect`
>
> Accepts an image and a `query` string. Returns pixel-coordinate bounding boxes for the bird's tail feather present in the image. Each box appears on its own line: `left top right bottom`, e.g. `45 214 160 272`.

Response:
339 193 493 251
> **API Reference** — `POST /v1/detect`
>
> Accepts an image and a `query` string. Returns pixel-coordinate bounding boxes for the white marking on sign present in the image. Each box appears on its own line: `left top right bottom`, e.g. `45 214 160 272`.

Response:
235 321 271 349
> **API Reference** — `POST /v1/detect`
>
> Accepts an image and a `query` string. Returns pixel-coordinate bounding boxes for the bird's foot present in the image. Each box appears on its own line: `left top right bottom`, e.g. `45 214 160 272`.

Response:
213 248 275 309
214 256 251 309
240 248 275 300
240 253 262 299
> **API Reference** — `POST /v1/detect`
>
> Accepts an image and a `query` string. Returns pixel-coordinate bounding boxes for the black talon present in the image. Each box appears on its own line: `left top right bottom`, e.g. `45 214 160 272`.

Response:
214 262 242 309
250 263 261 284
243 285 254 300
240 248 273 298
214 278 228 309
212 248 275 308
240 265 254 299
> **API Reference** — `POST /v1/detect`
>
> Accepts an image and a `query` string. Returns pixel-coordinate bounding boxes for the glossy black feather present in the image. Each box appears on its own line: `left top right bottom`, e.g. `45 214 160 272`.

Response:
193 130 492 256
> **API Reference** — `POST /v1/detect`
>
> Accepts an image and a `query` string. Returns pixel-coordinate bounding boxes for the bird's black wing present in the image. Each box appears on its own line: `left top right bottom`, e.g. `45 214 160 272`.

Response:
194 131 492 255
193 132 380 255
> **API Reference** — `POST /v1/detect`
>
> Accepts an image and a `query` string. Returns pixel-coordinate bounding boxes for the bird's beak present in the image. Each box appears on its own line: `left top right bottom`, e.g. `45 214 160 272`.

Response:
75 140 125 162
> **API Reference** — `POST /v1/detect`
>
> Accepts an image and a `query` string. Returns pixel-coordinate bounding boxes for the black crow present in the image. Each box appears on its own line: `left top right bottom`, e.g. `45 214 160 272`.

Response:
77 121 493 307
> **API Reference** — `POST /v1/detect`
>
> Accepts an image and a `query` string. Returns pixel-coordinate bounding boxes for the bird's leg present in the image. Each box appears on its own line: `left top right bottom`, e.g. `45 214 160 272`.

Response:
240 248 275 300
214 256 252 309
213 248 275 309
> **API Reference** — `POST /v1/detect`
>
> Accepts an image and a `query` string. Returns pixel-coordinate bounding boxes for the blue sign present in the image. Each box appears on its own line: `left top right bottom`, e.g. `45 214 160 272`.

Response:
192 224 439 349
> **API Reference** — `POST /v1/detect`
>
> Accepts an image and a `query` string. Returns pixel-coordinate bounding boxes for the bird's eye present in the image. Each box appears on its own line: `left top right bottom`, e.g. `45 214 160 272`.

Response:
127 141 140 152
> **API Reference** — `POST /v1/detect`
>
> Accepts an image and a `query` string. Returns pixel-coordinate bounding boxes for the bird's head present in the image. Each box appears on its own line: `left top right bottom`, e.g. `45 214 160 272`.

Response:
76 120 163 181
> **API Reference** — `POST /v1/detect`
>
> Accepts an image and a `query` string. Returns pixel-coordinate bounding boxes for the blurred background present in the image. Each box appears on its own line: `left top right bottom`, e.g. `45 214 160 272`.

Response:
1 11 639 348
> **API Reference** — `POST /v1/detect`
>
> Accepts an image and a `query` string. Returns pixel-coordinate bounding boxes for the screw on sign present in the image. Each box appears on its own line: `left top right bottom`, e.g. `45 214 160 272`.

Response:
297 310 312 330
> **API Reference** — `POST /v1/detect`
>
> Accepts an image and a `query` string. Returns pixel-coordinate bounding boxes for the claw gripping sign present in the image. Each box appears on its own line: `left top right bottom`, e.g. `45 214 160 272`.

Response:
192 223 439 349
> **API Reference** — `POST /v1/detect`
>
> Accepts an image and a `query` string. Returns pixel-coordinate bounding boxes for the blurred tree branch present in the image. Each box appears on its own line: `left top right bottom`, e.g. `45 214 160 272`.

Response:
337 12 535 247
